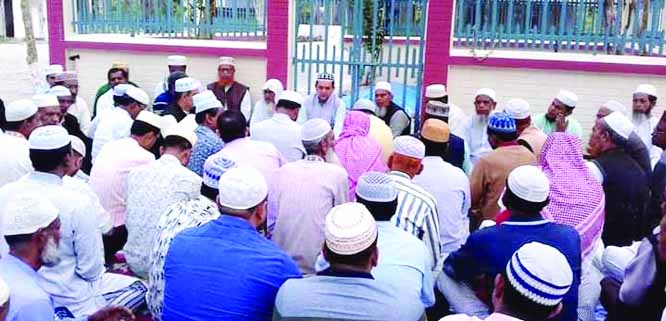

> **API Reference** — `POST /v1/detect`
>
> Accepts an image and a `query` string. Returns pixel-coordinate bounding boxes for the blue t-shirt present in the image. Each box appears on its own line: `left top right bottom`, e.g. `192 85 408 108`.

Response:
444 216 582 321
161 215 301 321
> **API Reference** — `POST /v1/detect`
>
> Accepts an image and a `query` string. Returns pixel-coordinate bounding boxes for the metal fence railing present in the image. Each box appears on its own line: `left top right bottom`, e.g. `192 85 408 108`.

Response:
453 0 666 56
71 0 266 39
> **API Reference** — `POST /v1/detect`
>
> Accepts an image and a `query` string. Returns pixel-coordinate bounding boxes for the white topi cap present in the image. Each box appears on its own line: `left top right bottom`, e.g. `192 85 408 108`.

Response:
33 94 60 108
202 156 237 189
218 56 235 67
506 242 573 306
277 90 304 107
555 89 578 108
262 79 284 94
29 125 71 150
352 98 377 114
48 86 72 98
70 135 86 156
301 118 332 142
507 165 550 203
602 100 627 115
136 111 164 130
113 84 134 97
504 98 531 120
325 202 378 255
217 167 268 210
603 111 634 140
634 84 658 98
425 84 447 99
393 135 425 160
475 88 497 102
167 55 187 66
374 81 392 94
5 99 38 122
355 172 397 202
164 123 198 147
160 115 178 133
194 90 223 114
44 64 64 76
125 87 150 106
175 77 199 93
3 195 59 236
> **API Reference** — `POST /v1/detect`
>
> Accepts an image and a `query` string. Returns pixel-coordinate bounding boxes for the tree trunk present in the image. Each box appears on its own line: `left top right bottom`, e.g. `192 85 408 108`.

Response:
21 0 40 92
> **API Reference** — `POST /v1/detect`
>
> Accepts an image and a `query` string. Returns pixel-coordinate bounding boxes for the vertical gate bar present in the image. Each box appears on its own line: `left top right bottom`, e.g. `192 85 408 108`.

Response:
369 0 379 86
401 0 414 110
323 0 330 73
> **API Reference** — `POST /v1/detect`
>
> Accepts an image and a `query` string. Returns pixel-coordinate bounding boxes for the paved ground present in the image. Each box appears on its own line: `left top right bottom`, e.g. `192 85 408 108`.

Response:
0 40 50 103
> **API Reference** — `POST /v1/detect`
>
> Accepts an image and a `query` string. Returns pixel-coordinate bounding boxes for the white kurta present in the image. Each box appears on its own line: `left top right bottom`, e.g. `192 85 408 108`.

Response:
632 114 663 166
462 115 493 165
251 113 305 162
63 175 113 234
0 132 32 188
69 96 92 134
92 107 133 161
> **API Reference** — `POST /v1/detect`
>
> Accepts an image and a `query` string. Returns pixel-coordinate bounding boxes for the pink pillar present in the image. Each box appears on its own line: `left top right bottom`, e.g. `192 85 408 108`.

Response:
422 0 454 92
265 0 290 86
47 0 66 66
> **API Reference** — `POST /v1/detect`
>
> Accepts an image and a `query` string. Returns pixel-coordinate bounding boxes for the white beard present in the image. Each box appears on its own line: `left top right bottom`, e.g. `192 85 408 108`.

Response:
324 148 341 166
41 236 61 267
632 111 650 125
376 107 387 118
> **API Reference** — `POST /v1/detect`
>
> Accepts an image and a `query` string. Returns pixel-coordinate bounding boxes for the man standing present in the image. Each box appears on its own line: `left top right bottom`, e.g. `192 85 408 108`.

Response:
154 55 187 99
470 112 536 225
0 99 39 187
124 125 200 278
632 84 661 162
252 90 306 162
271 118 348 273
147 157 235 320
351 98 394 163
274 203 425 320
33 94 62 126
424 84 467 136
55 71 92 134
93 64 131 119
251 78 284 126
48 86 91 171
443 165 581 321
207 56 252 120
414 119 470 255
90 111 163 262
0 126 147 317
534 89 583 138
0 195 135 321
302 73 347 136
162 167 301 321
165 77 199 122
588 112 650 247
375 81 410 136
92 85 149 160
388 135 441 274
462 88 496 165
37 64 63 93
504 98 548 157
186 90 224 176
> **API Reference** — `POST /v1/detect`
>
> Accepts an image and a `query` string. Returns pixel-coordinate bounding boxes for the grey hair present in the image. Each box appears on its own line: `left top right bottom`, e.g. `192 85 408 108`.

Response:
302 138 324 155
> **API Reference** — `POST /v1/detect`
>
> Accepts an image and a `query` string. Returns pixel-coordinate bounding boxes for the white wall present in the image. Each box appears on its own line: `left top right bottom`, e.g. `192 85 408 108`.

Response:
65 48 267 109
447 65 666 141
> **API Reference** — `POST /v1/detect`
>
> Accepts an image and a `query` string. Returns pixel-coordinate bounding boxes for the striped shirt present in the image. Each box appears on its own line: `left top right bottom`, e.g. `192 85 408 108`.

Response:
389 171 442 275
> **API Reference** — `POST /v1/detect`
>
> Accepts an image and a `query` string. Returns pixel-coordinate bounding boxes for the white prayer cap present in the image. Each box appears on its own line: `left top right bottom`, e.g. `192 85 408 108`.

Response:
352 99 377 113
374 81 392 94
203 156 237 189
3 195 59 236
218 56 235 67
262 79 284 94
70 135 86 156
0 277 9 306
164 123 197 147
355 172 397 202
425 84 447 99
33 94 60 108
48 85 72 97
5 99 38 122
325 202 378 255
393 135 425 159
603 111 634 140
113 84 134 97
301 118 332 142
475 88 497 102
634 84 658 98
507 165 550 203
175 77 199 93
44 64 63 76
504 98 531 120
217 167 268 210
555 89 578 108
136 111 164 130
160 115 178 133
167 55 187 66
29 125 70 150
194 90 223 114
602 100 627 115
125 86 150 106
506 242 573 306
277 90 303 107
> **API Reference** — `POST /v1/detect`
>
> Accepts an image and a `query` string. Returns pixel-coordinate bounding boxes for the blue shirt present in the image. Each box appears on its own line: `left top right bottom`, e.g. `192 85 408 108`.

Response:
161 215 301 321
186 125 224 176
0 255 55 321
443 216 582 321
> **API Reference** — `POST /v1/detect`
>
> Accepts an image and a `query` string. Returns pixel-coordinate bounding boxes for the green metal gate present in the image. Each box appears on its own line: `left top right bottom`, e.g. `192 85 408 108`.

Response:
292 0 429 129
